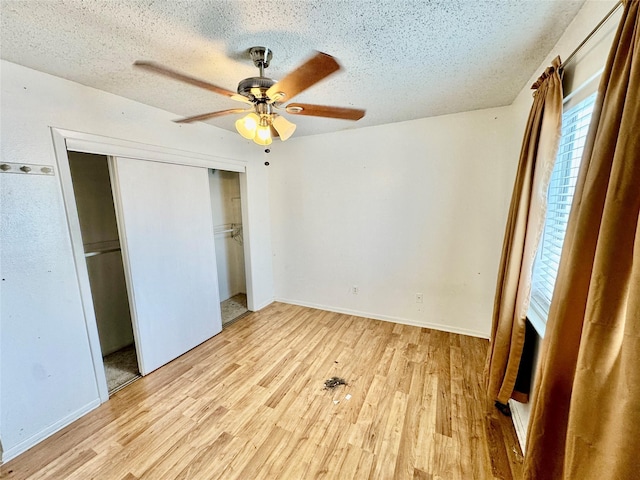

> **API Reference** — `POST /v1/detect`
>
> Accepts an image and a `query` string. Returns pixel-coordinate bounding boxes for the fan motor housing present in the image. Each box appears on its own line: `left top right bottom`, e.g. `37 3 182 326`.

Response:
237 76 276 100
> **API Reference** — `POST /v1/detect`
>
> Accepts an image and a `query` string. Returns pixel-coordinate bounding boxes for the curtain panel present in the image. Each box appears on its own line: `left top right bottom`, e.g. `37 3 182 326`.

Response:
524 1 640 478
485 58 563 406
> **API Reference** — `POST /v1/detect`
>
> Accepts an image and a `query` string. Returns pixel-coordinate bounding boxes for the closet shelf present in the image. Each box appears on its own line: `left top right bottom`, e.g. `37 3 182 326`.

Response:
84 246 122 257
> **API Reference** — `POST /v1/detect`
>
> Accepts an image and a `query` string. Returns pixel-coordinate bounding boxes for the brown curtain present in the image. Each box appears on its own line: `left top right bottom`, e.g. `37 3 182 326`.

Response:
485 58 563 406
524 1 640 478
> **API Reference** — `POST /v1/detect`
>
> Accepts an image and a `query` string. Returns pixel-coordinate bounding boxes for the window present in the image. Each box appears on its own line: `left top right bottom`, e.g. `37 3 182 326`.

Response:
528 92 597 335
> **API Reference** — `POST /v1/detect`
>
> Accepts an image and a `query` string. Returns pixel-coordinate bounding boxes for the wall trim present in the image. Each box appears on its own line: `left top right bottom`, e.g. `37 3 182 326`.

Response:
274 298 490 339
52 129 111 403
1 399 100 464
52 127 247 172
509 399 528 452
49 126 262 399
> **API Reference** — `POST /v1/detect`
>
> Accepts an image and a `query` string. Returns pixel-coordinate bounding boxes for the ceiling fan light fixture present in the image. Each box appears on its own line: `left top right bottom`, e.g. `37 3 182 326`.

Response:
235 113 260 139
272 115 297 142
135 49 364 146
254 123 273 145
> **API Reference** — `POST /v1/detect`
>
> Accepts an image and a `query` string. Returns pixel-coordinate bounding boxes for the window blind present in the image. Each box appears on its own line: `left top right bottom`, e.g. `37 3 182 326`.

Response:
530 92 597 319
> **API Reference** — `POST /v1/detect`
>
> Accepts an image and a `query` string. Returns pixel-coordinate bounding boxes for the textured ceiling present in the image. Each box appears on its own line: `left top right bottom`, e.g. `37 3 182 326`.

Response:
1 0 585 138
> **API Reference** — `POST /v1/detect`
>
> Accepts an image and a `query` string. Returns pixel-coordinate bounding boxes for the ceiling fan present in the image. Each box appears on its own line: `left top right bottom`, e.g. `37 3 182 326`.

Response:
134 47 365 145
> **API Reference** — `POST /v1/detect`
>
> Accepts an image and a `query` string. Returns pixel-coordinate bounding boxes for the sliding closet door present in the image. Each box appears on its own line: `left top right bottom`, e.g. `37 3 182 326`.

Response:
111 157 222 375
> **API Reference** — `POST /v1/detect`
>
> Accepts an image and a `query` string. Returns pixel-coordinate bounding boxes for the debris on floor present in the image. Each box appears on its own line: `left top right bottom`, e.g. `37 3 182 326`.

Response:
324 376 347 389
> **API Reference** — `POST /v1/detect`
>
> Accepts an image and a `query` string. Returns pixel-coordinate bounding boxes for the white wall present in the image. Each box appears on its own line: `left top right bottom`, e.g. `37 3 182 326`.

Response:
0 60 274 461
268 106 521 337
209 169 246 301
507 0 619 450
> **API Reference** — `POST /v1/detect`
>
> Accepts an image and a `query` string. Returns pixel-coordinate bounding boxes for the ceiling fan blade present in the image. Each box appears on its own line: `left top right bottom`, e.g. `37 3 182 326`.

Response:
134 61 250 103
173 108 250 124
285 103 365 121
266 52 340 103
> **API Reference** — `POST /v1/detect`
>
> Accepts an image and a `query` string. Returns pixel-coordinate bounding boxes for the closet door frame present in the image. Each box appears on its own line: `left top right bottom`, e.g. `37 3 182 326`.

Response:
52 128 251 403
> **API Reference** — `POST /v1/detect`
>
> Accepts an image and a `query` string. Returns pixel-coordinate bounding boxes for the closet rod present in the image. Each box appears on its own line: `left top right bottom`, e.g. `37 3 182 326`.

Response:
213 223 242 235
560 1 623 69
84 247 121 257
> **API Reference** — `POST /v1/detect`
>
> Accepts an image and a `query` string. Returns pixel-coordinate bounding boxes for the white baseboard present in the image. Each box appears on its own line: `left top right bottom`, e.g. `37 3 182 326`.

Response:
274 298 489 339
509 399 528 453
1 399 101 464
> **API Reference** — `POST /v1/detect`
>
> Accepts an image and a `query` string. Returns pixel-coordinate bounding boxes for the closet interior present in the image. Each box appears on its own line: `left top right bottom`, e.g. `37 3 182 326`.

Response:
67 156 248 396
209 169 248 324
68 152 140 394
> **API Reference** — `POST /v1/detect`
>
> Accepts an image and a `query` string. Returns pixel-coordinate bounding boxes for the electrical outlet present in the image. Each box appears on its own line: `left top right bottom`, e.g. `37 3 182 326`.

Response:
415 293 424 303
352 285 359 295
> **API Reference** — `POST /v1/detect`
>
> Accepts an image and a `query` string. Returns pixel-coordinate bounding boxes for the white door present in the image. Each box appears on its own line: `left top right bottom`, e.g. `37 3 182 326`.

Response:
110 157 222 374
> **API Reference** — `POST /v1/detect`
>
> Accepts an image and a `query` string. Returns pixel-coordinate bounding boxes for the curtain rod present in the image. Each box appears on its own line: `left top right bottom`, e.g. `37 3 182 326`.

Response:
560 1 623 70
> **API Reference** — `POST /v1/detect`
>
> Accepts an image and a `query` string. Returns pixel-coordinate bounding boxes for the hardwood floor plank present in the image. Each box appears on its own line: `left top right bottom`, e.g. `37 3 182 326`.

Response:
400 354 440 473
177 435 246 479
431 432 456 478
2 303 523 480
485 413 515 480
141 430 233 479
308 412 354 478
277 436 320 479
258 430 309 479
234 425 289 480
22 448 97 480
389 347 413 395
434 331 453 438
334 442 363 478
264 361 310 408
394 362 425 479
256 348 299 387
370 390 409 479
348 374 387 450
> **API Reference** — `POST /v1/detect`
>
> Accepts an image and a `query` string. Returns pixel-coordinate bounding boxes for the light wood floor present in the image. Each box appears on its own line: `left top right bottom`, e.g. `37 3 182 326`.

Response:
2 303 523 479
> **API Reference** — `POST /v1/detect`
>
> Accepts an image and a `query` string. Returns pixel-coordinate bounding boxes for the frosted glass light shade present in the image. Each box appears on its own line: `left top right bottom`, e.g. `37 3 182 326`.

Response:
254 124 272 145
235 113 260 139
271 115 297 141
